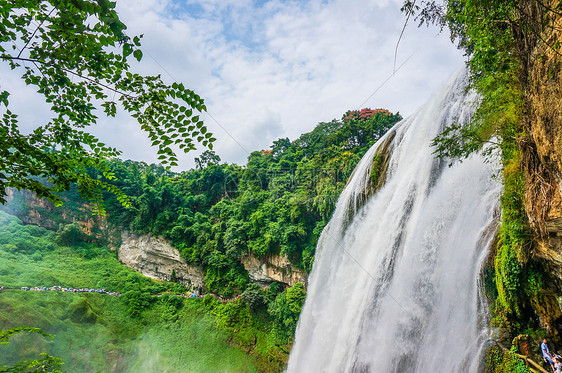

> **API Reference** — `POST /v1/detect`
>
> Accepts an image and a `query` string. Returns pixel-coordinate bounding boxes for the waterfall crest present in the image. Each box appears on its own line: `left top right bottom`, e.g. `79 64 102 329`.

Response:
287 69 501 373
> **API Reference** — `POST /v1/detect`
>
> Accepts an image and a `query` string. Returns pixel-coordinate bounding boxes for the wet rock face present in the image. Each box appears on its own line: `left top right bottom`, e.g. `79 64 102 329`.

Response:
527 11 562 279
340 130 396 232
119 231 205 291
528 12 562 196
241 253 307 287
523 9 562 338
2 188 120 245
532 291 562 338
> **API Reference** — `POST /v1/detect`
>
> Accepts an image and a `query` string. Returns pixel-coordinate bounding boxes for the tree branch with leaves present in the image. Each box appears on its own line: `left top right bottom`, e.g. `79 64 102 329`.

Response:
0 0 216 213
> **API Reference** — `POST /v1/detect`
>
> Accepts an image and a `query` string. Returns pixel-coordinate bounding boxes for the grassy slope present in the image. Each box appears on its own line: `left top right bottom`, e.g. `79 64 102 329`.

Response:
0 211 259 372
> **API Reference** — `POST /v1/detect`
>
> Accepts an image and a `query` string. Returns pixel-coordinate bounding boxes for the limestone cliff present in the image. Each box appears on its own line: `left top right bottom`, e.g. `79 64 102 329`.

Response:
118 233 308 290
521 2 562 337
523 8 562 281
241 253 308 287
3 188 119 245
2 189 205 288
119 231 206 290
2 188 309 290
527 9 562 256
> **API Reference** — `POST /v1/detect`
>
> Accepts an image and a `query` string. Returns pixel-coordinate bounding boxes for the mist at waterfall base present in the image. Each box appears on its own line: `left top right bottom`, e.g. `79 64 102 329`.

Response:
288 70 501 373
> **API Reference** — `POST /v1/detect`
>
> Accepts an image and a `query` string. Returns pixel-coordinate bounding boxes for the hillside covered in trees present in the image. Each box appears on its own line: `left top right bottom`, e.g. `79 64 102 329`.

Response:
0 108 401 371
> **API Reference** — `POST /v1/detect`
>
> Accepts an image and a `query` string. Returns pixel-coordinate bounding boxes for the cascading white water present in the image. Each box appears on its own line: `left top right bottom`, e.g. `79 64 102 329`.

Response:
287 69 501 373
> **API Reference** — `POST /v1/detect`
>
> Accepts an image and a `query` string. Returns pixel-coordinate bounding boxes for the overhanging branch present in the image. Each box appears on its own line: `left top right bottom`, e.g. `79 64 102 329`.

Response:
0 55 136 99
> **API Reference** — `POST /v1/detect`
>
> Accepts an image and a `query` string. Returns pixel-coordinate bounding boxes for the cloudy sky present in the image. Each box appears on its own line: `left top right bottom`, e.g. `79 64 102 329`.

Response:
4 0 466 170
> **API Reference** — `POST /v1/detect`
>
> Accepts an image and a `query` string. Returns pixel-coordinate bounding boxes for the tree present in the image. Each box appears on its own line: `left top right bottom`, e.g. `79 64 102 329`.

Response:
194 150 221 170
0 327 66 372
401 0 559 160
268 283 306 342
0 1 216 213
55 222 89 246
240 282 267 311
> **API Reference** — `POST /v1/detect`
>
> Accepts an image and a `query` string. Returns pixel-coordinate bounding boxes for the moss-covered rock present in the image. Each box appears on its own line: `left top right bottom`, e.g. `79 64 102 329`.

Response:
484 344 531 373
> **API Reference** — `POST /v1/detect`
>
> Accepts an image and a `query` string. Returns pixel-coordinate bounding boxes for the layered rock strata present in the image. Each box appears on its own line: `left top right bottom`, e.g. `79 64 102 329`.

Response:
118 231 206 290
241 253 308 287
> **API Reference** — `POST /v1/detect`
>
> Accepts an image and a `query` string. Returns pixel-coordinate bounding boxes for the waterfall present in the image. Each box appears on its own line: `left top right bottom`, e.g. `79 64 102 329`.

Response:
287 69 501 373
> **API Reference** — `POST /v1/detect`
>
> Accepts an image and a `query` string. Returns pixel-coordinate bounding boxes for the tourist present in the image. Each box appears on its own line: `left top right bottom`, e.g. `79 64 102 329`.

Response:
542 338 556 372
554 356 562 373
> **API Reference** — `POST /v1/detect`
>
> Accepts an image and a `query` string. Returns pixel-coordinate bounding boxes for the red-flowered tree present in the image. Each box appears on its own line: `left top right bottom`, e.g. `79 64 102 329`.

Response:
343 108 392 122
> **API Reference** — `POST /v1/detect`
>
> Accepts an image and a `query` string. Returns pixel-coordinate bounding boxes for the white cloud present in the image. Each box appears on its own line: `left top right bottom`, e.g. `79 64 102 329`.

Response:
3 0 465 170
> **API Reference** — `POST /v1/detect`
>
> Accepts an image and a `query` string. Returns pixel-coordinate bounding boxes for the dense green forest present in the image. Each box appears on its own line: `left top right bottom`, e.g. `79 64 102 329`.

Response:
100 108 400 295
4 108 400 295
0 108 401 371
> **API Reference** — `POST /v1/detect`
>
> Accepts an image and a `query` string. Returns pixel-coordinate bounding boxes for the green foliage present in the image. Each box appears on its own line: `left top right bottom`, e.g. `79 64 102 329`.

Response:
54 223 89 247
0 1 214 212
67 297 102 323
122 289 152 318
407 0 523 163
198 292 289 372
494 150 527 316
0 106 400 368
405 0 558 358
204 264 248 298
484 345 531 373
490 132 549 341
194 150 221 170
92 109 400 295
430 122 495 161
0 213 56 255
268 283 306 343
0 327 66 373
241 283 268 311
170 268 178 283
495 233 523 315
0 214 261 372
0 327 54 346
0 107 401 296
370 153 385 186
